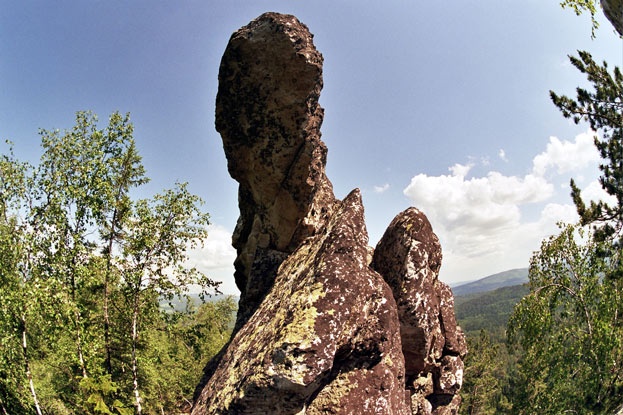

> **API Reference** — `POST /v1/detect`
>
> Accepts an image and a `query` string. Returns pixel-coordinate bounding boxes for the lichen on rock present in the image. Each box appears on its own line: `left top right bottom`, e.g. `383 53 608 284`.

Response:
192 11 466 415
372 207 467 414
192 190 409 414
215 12 335 329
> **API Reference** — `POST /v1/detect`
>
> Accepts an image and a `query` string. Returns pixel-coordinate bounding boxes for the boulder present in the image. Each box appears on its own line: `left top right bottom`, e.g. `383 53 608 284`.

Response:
371 207 467 414
600 0 623 37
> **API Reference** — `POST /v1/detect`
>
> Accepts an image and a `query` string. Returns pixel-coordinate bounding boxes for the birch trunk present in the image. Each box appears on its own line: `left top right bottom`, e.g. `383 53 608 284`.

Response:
21 315 42 415
75 307 88 379
103 205 118 375
131 296 142 415
71 269 88 379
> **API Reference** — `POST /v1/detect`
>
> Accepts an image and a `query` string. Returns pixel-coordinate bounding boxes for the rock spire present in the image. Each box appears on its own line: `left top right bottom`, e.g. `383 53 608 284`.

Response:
214 12 335 329
193 12 467 415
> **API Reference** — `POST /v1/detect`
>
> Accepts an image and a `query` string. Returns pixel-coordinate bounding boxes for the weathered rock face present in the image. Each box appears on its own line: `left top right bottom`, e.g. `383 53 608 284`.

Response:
193 190 409 414
215 12 335 327
193 12 466 415
372 208 467 414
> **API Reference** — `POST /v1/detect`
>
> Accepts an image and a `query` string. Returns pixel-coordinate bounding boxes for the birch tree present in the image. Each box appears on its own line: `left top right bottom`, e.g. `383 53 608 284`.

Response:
1 112 222 414
508 225 623 413
0 143 43 415
118 183 218 414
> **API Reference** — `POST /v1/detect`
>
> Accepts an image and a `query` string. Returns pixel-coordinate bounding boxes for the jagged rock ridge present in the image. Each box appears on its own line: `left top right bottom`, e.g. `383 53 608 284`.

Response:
193 12 466 415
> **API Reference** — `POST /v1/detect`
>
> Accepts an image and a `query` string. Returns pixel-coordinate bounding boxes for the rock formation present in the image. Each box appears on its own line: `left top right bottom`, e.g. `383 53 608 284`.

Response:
193 189 410 414
214 12 335 329
193 12 466 415
372 209 467 414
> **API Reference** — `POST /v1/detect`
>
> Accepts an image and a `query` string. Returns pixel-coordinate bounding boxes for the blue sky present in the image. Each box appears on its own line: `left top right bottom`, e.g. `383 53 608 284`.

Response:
2 1 622 294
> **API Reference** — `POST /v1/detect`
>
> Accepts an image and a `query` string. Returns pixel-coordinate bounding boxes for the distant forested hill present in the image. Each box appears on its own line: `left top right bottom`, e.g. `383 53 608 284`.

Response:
161 293 239 312
454 284 529 341
451 268 528 296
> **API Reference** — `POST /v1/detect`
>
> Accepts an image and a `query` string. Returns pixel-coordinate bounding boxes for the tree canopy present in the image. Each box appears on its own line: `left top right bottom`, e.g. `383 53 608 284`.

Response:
0 111 234 415
509 224 623 413
507 48 623 413
560 0 600 35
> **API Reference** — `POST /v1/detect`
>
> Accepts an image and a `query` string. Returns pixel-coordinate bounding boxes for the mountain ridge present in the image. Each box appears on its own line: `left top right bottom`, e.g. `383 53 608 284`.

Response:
451 267 529 296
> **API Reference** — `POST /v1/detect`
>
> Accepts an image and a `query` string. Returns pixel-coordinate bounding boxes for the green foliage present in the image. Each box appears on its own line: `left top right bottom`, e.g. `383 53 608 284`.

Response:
559 0 599 36
508 224 623 413
137 297 236 414
80 375 126 415
460 330 512 415
551 51 623 249
504 28 623 415
455 285 526 414
0 112 234 414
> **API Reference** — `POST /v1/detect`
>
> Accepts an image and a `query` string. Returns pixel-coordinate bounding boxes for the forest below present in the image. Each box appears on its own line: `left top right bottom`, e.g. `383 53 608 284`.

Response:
0 112 236 414
455 283 529 342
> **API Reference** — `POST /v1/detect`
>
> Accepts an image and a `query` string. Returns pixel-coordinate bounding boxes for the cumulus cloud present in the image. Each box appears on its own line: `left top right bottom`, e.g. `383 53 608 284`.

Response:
436 201 579 283
187 224 236 270
373 183 390 194
404 163 552 250
539 202 579 225
499 149 508 162
186 224 238 294
402 131 602 283
580 180 617 206
532 131 598 177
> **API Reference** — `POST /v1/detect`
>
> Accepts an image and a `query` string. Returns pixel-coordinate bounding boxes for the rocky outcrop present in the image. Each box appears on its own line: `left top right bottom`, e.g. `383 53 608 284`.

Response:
215 12 335 328
193 190 409 414
193 12 466 415
372 208 467 414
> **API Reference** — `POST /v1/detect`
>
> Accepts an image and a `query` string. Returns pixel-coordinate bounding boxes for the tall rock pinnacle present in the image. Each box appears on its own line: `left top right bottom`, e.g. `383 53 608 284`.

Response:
193 12 466 415
215 12 335 328
372 208 467 413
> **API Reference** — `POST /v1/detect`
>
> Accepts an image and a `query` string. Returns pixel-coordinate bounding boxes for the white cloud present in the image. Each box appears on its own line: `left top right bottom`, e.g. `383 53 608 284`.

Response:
449 163 472 178
429 201 579 284
404 164 552 244
580 180 617 207
532 131 598 177
402 131 602 284
499 149 508 162
373 183 390 194
539 202 578 225
187 224 238 294
188 224 236 270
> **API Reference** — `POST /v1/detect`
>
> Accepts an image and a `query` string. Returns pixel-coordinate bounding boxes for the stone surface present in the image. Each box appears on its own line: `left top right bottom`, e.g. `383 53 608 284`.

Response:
372 208 467 414
215 12 336 328
193 12 466 415
192 190 409 414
